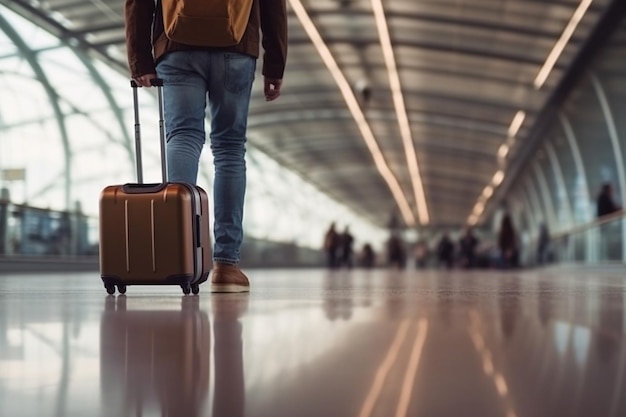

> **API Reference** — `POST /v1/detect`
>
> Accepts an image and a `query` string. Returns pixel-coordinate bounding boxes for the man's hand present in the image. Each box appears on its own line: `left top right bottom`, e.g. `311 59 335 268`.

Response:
134 73 158 87
264 77 282 101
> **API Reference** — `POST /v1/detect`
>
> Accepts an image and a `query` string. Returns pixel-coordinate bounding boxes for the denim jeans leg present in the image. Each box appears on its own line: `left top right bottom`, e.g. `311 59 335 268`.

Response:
207 53 256 264
156 51 207 184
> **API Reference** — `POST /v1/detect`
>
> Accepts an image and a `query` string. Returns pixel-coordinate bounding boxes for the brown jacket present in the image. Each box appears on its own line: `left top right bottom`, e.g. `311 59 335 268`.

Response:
125 0 287 80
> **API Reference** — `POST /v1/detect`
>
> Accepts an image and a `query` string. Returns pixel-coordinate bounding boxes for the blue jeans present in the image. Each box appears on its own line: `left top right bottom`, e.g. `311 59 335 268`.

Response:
156 51 256 264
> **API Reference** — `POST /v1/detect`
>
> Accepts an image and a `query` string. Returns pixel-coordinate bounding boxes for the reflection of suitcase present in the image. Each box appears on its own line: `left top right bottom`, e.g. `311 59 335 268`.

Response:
99 80 211 295
100 297 210 417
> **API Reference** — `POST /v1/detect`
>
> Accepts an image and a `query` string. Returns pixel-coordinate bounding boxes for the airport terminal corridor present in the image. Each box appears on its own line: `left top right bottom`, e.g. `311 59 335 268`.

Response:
1 266 625 417
2 1 626 416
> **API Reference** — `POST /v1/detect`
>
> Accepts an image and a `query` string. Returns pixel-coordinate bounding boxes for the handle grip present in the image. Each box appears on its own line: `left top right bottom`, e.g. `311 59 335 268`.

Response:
130 78 167 184
130 78 164 88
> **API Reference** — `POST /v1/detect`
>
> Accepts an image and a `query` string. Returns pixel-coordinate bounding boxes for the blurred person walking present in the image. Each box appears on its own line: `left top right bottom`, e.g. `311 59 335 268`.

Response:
414 240 429 269
436 232 455 270
387 233 407 269
323 222 340 269
339 226 354 269
458 227 479 269
498 214 519 269
597 183 621 218
360 243 375 269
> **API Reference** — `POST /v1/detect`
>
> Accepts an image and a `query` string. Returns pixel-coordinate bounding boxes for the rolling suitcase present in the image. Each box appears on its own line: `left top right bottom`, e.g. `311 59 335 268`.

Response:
99 79 211 295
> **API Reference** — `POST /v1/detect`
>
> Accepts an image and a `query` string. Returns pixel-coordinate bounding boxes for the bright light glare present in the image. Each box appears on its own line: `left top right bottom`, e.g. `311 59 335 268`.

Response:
498 144 509 159
359 320 411 417
492 170 505 186
483 355 494 376
534 0 594 89
495 373 509 396
395 320 429 417
507 111 526 138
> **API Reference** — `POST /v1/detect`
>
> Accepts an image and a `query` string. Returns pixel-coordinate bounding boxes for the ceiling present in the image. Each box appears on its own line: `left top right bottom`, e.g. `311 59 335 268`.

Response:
0 0 620 229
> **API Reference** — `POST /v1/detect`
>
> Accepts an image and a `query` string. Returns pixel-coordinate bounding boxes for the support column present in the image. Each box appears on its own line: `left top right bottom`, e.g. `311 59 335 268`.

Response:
524 176 543 232
589 72 626 262
0 188 8 255
559 113 594 261
545 142 574 229
532 160 558 231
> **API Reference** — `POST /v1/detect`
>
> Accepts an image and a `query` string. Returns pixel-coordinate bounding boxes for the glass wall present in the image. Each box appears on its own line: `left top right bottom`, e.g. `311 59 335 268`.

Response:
501 18 626 264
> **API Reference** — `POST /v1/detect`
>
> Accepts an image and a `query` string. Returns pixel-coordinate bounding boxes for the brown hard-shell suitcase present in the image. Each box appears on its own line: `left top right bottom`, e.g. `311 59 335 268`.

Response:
99 79 211 295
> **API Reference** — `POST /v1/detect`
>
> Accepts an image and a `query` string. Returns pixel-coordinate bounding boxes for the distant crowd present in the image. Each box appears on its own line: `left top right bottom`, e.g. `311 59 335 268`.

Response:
323 182 623 270
322 214 542 271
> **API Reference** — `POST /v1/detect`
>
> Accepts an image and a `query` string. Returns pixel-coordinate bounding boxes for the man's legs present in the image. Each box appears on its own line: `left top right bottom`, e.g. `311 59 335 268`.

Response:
206 52 256 266
156 51 208 184
206 52 255 293
157 51 255 292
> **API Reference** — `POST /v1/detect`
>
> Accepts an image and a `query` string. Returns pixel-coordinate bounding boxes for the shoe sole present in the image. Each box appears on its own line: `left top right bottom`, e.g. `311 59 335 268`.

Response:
211 283 250 293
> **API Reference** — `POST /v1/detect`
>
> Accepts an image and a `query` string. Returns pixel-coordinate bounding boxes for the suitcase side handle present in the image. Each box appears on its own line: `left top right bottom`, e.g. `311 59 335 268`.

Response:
130 78 167 184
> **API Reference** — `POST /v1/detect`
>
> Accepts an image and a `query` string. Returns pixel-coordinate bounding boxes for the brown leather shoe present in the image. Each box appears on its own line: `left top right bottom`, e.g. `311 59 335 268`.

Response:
211 262 250 293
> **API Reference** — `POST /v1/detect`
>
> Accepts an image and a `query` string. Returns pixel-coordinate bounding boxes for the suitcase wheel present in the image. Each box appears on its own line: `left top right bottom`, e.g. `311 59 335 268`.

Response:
105 284 115 295
191 284 200 295
181 284 191 295
117 285 127 295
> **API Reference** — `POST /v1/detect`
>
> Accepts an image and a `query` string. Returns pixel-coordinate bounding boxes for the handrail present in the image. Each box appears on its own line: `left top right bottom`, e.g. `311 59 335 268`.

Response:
549 209 624 241
521 209 626 266
0 199 96 218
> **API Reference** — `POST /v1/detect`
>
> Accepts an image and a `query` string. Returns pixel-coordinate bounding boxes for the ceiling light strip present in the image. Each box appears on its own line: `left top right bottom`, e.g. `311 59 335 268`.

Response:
371 0 429 225
468 107 526 225
288 0 416 225
534 0 594 89
507 111 526 138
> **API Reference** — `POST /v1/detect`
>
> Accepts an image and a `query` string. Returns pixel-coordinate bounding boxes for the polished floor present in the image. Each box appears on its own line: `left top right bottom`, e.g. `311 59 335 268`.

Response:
1 265 625 417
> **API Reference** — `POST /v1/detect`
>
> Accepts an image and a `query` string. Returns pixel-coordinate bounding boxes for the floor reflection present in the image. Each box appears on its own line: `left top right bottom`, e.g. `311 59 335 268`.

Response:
597 288 623 364
323 271 354 321
498 276 521 341
211 293 249 417
0 269 625 417
99 296 210 417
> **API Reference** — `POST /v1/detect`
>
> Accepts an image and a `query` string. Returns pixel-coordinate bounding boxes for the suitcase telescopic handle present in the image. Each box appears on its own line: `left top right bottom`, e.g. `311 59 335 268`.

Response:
130 78 167 184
